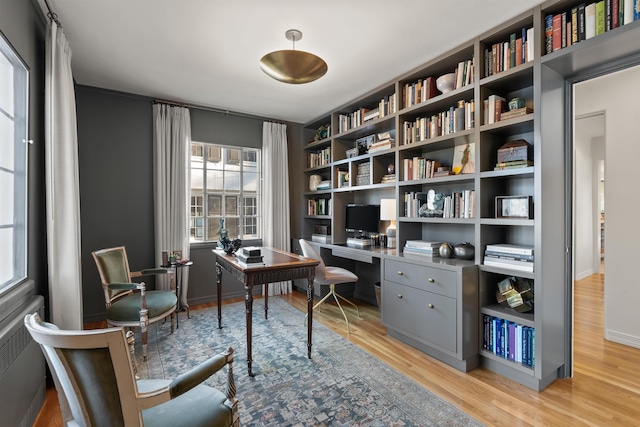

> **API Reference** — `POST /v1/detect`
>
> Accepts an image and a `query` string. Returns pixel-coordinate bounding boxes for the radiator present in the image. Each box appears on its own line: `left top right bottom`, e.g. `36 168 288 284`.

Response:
0 280 45 427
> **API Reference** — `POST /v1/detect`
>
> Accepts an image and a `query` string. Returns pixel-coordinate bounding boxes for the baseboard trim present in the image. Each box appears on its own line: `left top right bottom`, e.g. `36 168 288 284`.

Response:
606 330 640 349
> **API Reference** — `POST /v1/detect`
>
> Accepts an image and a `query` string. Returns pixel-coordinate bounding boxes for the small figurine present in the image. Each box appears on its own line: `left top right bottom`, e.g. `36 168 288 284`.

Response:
218 219 241 254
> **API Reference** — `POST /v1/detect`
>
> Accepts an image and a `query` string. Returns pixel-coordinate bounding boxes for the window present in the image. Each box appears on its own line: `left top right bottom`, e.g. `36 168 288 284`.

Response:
190 143 261 242
0 33 28 294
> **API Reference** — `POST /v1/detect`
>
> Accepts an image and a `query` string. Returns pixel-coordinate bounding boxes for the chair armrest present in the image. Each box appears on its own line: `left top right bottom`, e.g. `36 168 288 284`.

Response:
169 347 234 398
107 282 145 291
131 268 169 278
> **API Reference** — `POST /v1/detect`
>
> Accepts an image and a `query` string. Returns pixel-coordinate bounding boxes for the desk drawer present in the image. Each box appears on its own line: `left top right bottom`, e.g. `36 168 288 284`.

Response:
384 259 456 298
332 248 373 264
383 281 456 352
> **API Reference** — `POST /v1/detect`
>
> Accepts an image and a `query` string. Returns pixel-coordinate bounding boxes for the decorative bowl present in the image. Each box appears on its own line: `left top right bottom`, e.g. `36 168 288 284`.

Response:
436 73 456 94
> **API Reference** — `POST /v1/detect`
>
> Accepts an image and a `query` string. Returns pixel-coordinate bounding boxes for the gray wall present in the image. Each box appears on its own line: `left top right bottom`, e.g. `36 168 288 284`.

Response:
75 85 304 321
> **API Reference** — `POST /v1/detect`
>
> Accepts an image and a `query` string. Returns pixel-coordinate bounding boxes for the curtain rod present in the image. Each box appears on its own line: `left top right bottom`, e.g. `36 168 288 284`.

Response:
153 98 286 124
44 0 61 27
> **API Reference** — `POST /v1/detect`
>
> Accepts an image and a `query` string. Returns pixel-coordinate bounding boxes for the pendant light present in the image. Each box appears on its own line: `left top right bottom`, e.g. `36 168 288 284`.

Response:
260 29 328 84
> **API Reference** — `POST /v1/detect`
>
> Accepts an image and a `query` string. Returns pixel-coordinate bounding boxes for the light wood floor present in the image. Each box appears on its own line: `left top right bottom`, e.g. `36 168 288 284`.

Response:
34 271 640 426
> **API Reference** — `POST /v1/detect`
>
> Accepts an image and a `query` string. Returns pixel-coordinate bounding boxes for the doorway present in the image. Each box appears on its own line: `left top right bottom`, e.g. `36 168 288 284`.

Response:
572 64 640 351
573 112 604 281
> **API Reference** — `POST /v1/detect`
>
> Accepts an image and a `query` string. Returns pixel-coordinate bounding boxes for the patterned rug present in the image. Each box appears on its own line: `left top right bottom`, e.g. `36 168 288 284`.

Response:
135 297 483 427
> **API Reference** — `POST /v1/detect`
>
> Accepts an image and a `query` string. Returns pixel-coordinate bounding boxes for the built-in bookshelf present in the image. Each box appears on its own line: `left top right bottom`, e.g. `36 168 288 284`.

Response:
298 0 640 390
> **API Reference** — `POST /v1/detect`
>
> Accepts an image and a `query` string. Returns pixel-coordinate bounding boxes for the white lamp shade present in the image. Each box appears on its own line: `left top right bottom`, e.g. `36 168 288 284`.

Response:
380 199 396 221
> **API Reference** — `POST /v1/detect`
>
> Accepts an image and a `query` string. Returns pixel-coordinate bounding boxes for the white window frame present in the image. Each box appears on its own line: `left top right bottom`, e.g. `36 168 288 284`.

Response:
0 32 29 295
190 142 261 243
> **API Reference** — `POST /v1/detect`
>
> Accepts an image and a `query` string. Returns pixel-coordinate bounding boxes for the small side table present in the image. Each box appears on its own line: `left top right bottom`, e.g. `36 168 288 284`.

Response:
165 260 193 328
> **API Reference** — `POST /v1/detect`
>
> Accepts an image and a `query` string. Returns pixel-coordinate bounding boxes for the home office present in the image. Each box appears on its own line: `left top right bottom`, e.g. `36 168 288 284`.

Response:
3 0 640 426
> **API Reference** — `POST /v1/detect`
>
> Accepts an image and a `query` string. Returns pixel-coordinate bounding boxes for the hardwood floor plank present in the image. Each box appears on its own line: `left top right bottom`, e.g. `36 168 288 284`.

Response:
34 273 640 427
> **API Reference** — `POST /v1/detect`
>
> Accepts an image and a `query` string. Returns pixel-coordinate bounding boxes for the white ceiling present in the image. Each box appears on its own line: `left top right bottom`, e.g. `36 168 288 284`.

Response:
41 0 546 124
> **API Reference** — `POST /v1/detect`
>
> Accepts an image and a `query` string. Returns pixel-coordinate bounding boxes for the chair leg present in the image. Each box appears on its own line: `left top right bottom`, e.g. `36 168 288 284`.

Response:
304 283 359 333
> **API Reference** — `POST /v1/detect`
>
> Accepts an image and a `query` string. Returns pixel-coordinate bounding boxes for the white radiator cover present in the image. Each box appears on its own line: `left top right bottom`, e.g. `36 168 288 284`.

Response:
0 280 45 427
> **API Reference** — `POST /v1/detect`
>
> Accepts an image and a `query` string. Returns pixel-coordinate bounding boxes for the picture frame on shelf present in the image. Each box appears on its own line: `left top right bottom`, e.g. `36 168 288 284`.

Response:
356 134 376 154
452 142 476 174
495 195 533 219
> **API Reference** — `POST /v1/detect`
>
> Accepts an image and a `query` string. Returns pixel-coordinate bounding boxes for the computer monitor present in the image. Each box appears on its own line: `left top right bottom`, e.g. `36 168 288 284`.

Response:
345 204 380 236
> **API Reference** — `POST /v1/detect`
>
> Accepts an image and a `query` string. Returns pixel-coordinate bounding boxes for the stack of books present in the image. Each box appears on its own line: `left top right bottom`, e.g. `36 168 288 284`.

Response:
483 244 534 272
403 240 442 257
236 246 264 267
494 160 533 170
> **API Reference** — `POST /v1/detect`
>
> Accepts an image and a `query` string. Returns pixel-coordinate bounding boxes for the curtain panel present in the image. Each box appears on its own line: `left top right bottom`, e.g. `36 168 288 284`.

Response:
45 23 83 329
153 104 191 308
262 122 291 295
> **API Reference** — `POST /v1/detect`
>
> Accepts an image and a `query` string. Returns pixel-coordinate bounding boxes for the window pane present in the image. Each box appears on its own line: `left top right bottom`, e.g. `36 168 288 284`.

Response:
0 51 14 115
243 171 258 192
207 216 222 241
208 194 222 215
190 168 203 192
207 170 224 191
225 196 238 215
224 217 239 239
226 148 241 169
224 170 240 192
0 114 14 170
207 146 223 169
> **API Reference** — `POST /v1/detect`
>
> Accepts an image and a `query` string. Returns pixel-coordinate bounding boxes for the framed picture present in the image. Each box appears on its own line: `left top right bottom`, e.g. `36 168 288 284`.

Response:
173 250 183 261
495 195 533 219
355 134 376 154
451 142 476 174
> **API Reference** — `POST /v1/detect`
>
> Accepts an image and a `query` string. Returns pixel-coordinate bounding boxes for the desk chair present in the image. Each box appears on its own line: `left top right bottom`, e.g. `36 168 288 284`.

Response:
25 312 239 427
299 239 360 332
92 246 177 361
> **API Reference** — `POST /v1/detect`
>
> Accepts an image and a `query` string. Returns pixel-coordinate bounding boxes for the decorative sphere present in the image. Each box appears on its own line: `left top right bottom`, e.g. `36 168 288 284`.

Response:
439 242 453 258
387 163 395 174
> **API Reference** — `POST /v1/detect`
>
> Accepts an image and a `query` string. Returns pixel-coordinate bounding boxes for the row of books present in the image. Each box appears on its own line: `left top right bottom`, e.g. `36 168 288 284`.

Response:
235 246 264 267
484 27 535 78
482 315 535 368
403 190 475 219
402 99 475 145
337 94 398 133
545 1 639 55
307 198 331 216
402 240 441 258
483 244 534 272
402 157 444 181
307 147 331 168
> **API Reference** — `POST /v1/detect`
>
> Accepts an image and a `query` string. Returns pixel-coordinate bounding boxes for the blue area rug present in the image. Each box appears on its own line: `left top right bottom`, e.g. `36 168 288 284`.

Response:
136 297 483 427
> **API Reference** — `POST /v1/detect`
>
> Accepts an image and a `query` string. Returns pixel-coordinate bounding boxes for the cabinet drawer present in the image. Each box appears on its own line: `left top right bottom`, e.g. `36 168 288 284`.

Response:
385 259 456 298
383 281 456 352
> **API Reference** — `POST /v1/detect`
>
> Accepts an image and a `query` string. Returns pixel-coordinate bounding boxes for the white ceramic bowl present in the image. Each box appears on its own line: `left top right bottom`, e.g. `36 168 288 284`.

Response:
436 73 456 94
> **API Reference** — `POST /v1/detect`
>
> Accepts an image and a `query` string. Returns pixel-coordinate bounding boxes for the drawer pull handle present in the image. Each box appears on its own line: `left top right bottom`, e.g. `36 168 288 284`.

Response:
397 294 403 299
428 278 435 283
397 271 403 276
428 303 435 309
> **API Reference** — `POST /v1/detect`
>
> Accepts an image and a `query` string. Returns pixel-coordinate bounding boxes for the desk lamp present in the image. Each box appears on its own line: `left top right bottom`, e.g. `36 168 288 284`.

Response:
380 199 397 248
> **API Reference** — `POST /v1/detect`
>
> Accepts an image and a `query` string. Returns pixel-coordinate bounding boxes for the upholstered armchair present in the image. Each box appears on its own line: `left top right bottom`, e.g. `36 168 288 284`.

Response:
25 312 239 427
92 246 177 360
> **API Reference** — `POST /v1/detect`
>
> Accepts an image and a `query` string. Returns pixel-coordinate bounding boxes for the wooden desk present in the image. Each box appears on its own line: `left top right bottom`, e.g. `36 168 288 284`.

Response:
213 247 319 376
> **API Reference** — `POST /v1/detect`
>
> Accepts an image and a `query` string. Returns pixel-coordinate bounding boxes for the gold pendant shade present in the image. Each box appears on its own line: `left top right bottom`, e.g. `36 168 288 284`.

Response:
260 29 328 84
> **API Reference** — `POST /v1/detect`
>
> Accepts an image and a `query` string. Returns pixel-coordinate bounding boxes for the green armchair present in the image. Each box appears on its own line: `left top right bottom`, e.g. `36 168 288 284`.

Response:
25 312 239 427
92 246 177 360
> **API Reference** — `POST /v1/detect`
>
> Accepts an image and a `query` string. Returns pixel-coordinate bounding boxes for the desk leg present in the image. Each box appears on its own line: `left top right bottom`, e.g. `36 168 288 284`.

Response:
307 274 314 359
245 283 254 377
264 283 269 319
216 262 222 329
175 267 180 329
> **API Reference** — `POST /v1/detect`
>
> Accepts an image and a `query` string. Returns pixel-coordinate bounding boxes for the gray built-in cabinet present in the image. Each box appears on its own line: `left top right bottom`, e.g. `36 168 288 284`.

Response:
296 0 640 390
